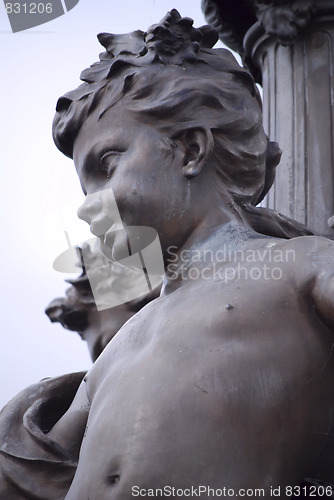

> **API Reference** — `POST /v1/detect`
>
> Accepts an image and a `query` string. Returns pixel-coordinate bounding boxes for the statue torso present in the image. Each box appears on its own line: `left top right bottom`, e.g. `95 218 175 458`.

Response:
66 236 334 499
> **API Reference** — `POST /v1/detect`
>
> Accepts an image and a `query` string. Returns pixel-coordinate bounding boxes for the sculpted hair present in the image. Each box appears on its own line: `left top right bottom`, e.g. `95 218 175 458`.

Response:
53 9 314 239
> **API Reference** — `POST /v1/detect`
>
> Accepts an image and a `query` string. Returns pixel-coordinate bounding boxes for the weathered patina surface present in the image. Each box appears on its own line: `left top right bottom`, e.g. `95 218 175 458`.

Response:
1 9 334 499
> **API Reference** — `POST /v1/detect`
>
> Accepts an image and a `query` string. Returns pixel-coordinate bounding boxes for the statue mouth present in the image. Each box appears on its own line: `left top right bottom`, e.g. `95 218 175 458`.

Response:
89 216 115 238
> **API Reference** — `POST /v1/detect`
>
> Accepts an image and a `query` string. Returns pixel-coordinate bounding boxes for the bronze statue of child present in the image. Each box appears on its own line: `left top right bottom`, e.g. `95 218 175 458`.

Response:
1 9 334 499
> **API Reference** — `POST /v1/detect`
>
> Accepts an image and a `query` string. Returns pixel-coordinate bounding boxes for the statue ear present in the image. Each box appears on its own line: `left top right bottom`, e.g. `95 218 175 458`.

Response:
176 128 214 178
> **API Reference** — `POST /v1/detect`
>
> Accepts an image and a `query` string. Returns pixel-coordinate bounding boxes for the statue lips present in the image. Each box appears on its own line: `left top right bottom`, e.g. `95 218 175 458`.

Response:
89 217 114 238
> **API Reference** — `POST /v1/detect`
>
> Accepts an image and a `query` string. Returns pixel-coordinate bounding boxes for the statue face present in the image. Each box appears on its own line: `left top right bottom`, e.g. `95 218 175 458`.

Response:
73 101 197 258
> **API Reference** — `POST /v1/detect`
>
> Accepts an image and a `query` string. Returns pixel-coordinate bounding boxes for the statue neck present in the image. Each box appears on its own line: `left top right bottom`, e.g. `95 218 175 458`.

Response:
161 219 258 295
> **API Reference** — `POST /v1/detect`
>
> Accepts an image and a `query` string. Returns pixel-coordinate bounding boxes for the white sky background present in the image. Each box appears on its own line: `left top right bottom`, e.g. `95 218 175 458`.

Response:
0 0 229 409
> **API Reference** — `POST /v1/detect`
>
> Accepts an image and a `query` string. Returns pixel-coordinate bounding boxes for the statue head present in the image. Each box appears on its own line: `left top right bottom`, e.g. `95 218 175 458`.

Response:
53 9 279 208
53 9 312 244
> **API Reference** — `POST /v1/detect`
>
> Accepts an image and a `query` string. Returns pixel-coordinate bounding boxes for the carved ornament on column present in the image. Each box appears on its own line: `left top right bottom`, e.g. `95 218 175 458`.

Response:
255 0 313 44
202 0 334 81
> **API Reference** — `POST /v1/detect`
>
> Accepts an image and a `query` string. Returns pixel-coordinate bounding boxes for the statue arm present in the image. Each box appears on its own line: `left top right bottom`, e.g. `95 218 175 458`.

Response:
47 377 90 458
310 239 334 328
312 271 334 327
0 372 86 498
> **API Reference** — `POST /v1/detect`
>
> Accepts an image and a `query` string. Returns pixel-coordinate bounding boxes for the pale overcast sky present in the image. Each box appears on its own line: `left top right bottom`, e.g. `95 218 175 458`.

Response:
0 0 227 408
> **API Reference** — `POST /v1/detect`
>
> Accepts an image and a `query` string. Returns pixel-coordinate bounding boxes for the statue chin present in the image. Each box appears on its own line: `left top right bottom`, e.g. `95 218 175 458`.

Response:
100 225 161 264
98 228 129 263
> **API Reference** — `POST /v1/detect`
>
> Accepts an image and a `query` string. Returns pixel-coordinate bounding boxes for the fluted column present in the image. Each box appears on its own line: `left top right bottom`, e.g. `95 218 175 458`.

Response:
203 0 334 235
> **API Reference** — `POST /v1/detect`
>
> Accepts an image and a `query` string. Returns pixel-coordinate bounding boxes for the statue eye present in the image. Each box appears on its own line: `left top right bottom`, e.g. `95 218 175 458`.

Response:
99 151 121 179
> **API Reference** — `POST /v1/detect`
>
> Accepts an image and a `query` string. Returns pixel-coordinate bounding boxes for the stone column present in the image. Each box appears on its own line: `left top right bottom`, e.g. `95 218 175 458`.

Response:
202 0 334 235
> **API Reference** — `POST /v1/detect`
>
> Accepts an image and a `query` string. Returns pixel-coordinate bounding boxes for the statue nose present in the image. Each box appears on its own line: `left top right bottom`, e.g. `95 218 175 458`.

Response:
77 195 103 224
77 195 115 236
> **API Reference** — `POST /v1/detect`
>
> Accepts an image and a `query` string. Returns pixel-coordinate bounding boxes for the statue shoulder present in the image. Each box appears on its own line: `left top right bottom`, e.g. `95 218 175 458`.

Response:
281 235 334 328
273 235 334 267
